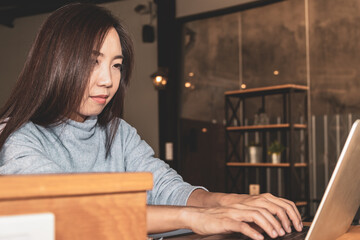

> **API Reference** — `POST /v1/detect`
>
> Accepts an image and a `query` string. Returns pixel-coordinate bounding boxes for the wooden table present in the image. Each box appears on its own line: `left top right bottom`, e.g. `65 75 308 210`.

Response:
0 173 153 240
337 226 360 240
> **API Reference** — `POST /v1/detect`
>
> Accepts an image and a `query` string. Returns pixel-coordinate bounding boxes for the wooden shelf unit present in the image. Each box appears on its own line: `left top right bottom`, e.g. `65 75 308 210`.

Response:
225 84 310 216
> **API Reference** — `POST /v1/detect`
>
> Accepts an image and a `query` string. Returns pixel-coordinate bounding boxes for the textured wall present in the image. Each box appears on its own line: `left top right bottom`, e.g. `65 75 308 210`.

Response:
176 0 258 18
181 13 240 123
181 0 360 120
0 14 47 109
309 0 360 115
242 0 306 88
181 0 307 124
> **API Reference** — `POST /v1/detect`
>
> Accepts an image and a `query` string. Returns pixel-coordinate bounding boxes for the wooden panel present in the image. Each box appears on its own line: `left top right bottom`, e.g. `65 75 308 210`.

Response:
0 192 147 240
0 173 153 240
0 172 153 199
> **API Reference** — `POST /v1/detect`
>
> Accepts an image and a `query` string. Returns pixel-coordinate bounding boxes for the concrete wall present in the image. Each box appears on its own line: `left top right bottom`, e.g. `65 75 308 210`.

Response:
0 0 159 155
176 0 258 18
0 14 47 109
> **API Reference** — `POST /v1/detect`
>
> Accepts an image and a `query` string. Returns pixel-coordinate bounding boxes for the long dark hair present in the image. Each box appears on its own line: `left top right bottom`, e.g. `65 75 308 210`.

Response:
0 3 134 155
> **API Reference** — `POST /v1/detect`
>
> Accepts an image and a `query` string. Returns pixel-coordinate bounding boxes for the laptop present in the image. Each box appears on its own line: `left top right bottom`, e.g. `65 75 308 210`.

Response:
149 120 360 240
303 119 360 240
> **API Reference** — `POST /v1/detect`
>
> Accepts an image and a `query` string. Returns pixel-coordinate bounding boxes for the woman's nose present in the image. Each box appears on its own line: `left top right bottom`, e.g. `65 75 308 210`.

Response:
97 66 113 87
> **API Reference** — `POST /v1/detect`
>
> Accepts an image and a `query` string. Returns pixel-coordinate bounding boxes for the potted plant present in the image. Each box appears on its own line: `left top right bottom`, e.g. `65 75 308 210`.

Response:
268 140 285 163
248 142 262 163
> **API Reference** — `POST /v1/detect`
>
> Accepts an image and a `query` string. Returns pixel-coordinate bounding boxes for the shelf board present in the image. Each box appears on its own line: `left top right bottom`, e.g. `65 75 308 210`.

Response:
226 162 308 168
295 201 308 207
225 84 308 97
226 124 307 132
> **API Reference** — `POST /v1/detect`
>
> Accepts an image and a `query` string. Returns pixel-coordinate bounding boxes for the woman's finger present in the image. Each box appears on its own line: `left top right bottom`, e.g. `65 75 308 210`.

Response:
232 204 286 237
256 207 286 237
233 222 264 240
247 198 292 233
219 219 264 240
262 194 302 232
280 198 302 222
239 209 280 239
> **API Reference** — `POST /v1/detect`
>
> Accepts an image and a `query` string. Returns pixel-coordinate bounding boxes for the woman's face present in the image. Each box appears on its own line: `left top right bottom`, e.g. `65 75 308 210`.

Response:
71 27 123 122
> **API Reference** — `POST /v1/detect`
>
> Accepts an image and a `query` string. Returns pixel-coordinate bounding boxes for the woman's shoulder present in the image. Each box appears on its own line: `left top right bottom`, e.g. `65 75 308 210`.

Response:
113 118 140 141
3 119 67 148
0 121 51 161
118 118 135 131
4 121 47 143
117 118 135 133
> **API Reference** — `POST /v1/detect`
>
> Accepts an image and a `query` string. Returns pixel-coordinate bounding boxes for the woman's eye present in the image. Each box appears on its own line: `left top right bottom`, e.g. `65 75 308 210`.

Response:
114 64 123 71
92 59 99 65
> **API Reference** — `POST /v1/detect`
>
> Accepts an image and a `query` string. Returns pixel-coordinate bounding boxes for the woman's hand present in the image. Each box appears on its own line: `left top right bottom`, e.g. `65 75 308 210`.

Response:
148 191 303 240
183 204 283 240
185 190 303 239
148 204 282 240
218 193 303 233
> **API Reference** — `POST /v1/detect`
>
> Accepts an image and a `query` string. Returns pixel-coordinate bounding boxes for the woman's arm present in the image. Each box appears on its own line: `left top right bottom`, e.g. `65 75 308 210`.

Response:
147 204 270 240
147 190 303 240
122 122 302 239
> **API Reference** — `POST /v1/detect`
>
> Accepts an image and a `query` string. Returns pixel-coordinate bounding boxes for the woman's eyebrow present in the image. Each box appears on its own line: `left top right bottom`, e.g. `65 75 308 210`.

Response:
114 55 124 60
92 50 123 59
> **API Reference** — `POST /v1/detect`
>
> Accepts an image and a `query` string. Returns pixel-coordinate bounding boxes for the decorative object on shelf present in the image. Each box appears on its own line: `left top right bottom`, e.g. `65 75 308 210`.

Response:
248 142 262 163
268 140 285 163
254 108 269 125
150 67 168 90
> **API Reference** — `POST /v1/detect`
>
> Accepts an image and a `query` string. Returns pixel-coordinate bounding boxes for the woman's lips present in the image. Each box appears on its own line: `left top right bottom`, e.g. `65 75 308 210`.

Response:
90 95 108 104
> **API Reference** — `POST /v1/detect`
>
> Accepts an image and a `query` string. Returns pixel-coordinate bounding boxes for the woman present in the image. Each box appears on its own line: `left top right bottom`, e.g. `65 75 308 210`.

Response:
0 3 302 240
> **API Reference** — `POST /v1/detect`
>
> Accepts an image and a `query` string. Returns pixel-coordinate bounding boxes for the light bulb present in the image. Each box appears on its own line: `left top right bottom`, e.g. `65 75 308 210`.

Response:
155 76 163 83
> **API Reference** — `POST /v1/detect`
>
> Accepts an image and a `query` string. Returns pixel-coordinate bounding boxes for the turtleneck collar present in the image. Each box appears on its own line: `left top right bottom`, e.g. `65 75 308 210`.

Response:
53 116 99 140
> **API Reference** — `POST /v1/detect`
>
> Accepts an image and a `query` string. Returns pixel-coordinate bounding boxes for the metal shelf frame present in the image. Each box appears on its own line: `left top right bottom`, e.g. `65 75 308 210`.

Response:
224 84 310 216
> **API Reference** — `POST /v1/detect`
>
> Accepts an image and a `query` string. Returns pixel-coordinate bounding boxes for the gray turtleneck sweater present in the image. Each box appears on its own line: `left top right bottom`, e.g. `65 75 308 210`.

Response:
0 117 204 206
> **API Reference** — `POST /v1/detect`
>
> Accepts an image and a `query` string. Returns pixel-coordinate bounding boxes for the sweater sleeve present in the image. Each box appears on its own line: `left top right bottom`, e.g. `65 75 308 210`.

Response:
0 126 64 174
121 121 207 206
